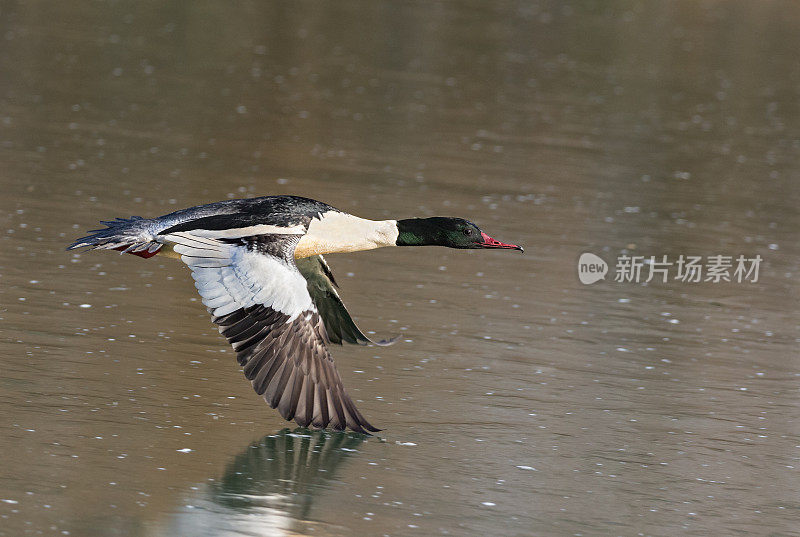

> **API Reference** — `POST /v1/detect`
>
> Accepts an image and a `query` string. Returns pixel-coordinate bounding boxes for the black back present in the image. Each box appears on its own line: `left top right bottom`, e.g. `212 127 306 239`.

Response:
160 196 339 235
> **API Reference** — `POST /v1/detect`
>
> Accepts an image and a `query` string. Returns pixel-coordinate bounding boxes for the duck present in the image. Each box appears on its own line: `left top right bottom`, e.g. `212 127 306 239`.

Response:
68 195 523 434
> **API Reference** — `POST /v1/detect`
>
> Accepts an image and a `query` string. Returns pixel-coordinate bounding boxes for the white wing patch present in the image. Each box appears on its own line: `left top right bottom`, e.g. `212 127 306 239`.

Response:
190 224 305 239
164 232 313 320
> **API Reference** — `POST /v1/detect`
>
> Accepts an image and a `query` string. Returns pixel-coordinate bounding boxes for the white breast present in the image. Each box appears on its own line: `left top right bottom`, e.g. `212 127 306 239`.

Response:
294 211 398 258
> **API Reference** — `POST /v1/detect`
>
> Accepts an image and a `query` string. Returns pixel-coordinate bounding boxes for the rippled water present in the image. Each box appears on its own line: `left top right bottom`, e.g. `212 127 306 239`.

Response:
1 1 799 536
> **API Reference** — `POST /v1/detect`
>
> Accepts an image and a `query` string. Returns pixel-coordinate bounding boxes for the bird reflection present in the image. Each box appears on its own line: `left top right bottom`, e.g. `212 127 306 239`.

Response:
211 428 366 519
166 428 366 536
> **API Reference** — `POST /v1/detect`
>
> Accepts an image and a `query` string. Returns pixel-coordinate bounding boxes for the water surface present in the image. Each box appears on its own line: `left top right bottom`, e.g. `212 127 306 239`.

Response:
1 1 799 536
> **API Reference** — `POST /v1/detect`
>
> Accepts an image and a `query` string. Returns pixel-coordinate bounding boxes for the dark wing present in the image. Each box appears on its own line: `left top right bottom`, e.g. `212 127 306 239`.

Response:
296 255 397 346
164 230 379 434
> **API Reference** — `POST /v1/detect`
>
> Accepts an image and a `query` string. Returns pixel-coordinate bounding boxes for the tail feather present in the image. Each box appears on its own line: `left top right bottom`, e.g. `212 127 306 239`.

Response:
68 216 161 258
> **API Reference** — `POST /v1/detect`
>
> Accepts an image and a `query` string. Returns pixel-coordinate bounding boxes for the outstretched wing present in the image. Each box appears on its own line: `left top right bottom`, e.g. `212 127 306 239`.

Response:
296 255 397 346
164 231 379 434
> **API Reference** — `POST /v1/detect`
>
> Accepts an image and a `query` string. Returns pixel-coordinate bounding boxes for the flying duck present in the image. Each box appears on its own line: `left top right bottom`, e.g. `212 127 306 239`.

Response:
68 195 522 434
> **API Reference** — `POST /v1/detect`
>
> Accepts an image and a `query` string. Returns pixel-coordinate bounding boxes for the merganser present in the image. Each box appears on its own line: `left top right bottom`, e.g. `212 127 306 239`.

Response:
68 195 522 434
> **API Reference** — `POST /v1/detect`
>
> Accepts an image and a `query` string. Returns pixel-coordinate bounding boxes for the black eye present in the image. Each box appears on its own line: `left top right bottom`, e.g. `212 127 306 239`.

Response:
463 228 473 236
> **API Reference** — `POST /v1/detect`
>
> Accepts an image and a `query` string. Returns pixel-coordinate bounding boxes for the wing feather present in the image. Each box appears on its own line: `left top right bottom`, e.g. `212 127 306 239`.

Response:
296 255 398 346
167 231 379 433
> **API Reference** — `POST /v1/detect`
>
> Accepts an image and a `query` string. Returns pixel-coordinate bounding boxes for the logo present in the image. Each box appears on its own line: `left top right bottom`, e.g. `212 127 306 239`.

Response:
578 252 608 284
577 252 762 285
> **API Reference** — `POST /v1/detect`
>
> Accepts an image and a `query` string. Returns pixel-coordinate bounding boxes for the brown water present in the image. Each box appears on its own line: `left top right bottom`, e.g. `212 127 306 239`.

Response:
2 1 799 536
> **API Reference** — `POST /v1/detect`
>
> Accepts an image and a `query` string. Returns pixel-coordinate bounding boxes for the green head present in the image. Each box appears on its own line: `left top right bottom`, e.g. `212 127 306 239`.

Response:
396 217 523 251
